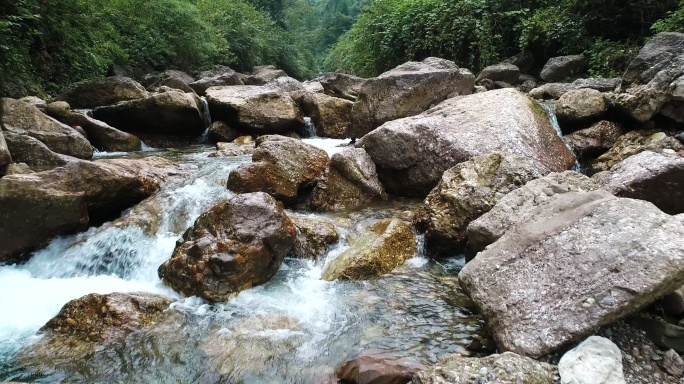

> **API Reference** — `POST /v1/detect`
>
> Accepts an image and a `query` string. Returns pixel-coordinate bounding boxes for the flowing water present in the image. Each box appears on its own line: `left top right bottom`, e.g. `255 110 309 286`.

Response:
0 142 485 383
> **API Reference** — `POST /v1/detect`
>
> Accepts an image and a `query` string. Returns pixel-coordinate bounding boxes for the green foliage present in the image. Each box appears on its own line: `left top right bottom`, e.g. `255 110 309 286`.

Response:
329 0 682 78
653 1 684 33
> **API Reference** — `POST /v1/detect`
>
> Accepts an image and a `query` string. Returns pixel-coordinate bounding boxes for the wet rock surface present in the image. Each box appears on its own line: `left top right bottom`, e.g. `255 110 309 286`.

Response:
288 213 339 260
417 152 547 257
351 57 475 137
565 121 625 159
322 218 416 281
357 89 576 197
336 354 426 384
460 190 684 357
228 136 328 204
310 147 386 212
158 192 296 302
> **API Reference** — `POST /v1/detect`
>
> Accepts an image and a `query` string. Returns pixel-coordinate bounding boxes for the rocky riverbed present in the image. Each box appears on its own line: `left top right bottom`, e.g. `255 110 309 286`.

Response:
1 32 684 384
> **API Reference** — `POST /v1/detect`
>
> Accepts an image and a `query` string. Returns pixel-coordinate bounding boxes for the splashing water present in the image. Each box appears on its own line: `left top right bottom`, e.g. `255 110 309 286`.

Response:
0 144 485 383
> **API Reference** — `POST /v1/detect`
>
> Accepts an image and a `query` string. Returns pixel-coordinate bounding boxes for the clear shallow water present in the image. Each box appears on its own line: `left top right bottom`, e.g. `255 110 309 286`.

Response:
0 141 484 383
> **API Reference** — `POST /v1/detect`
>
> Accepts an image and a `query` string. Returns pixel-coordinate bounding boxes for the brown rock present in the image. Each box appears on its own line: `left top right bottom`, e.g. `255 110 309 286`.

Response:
322 218 416 281
336 355 426 384
351 57 475 137
51 108 142 152
93 91 206 136
209 142 255 157
206 86 303 134
319 72 365 101
228 136 328 204
3 131 72 169
189 67 245 96
208 121 240 143
357 89 576 197
591 130 684 173
300 93 353 138
459 190 684 357
161 70 195 93
157 192 296 302
233 135 254 145
593 151 684 214
310 148 386 211
57 76 149 109
289 213 339 260
245 65 287 85
416 152 547 257
565 121 625 159
476 63 520 84
555 88 608 129
2 97 93 159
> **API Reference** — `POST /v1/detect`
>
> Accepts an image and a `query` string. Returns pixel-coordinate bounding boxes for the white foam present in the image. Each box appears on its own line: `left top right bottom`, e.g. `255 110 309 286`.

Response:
302 138 350 156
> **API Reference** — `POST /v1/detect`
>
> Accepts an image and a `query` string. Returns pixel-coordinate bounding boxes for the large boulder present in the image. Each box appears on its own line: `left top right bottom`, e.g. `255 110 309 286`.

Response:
47 103 141 152
57 76 149 109
322 218 415 281
160 70 194 93
502 50 536 73
412 352 557 384
558 336 626 384
351 57 475 137
0 156 185 261
593 151 684 214
476 63 520 84
289 213 339 260
416 152 547 257
466 171 598 256
614 32 684 122
228 136 328 204
206 86 304 134
529 78 619 100
300 93 353 138
2 97 93 159
319 72 365 101
565 121 625 159
555 88 608 129
459 190 684 357
0 129 10 173
540 55 588 82
357 89 576 197
93 91 206 135
3 131 72 169
207 121 240 143
189 66 245 96
157 192 296 302
591 130 684 173
572 78 620 92
310 148 386 211
245 65 287 85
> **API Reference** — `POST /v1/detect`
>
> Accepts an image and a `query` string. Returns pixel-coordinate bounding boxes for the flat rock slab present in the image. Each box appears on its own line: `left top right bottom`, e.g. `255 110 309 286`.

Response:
459 190 684 357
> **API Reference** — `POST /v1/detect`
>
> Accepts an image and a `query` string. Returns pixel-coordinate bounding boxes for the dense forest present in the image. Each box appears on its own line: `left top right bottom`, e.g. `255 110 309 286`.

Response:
1 0 683 97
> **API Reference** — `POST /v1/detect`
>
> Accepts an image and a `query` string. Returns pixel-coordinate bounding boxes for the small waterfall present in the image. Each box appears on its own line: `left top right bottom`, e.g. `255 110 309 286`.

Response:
304 117 317 138
538 100 581 171
200 96 212 142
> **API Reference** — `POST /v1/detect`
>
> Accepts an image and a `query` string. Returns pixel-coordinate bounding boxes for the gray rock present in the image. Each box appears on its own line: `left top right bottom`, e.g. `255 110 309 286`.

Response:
615 32 684 122
593 151 684 214
558 336 626 384
591 130 684 173
412 352 557 384
318 72 365 101
459 190 684 357
0 128 11 173
208 142 255 157
529 83 578 100
351 57 475 137
555 89 608 128
357 89 576 197
466 171 598 256
540 55 588 82
310 147 386 211
661 286 684 316
272 76 304 92
2 98 93 159
161 70 195 93
565 121 625 159
302 80 324 94
476 63 520 84
245 65 287 85
289 213 339 260
572 78 620 92
630 316 684 353
416 152 547 257
662 349 684 377
3 131 72 169
502 50 536 73
19 96 47 110
189 71 244 97
52 110 142 152
57 76 149 109
4 163 33 175
206 86 303 134
93 91 206 136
